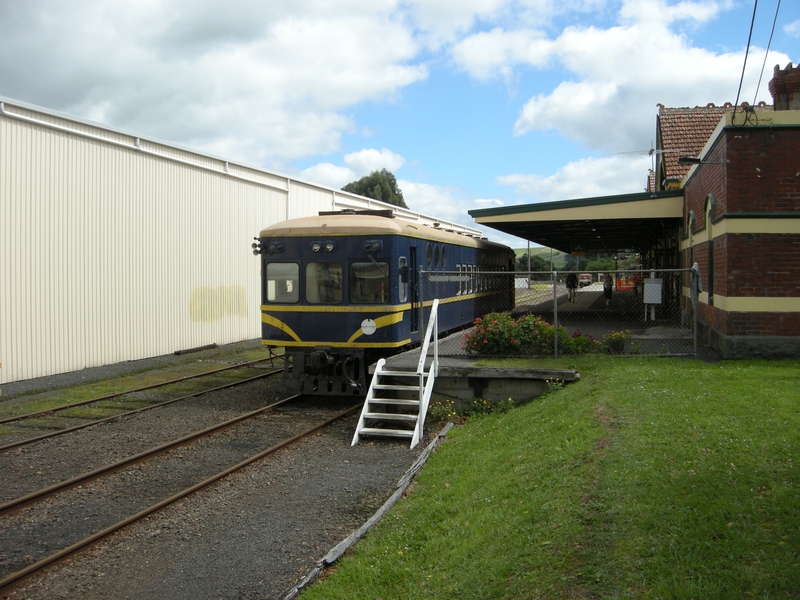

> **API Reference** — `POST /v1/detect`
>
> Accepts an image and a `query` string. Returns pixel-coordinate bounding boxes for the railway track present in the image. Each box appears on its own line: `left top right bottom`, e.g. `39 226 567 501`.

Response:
0 359 283 452
0 395 360 596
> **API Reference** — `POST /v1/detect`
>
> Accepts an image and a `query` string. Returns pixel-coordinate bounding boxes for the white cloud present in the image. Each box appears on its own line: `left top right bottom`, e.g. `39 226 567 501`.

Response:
344 148 406 174
618 0 728 26
0 1 427 170
786 19 800 38
300 148 406 189
497 155 652 202
449 0 791 153
400 180 473 225
451 28 554 81
299 163 357 189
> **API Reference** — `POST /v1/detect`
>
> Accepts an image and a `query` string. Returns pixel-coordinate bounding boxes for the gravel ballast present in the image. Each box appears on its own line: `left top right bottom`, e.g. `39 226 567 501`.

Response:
1 343 442 599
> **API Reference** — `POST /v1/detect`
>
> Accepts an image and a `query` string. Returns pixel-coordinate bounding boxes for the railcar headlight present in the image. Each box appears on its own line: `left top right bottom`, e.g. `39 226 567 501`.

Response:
311 241 322 253
324 241 336 253
263 240 284 255
363 240 382 253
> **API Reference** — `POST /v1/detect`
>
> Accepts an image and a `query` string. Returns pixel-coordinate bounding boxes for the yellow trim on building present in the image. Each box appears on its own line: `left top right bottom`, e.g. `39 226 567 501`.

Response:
682 287 800 312
680 218 800 250
478 195 683 224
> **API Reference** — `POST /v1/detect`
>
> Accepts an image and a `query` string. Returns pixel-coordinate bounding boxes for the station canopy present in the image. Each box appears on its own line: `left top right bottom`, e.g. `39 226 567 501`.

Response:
469 190 684 254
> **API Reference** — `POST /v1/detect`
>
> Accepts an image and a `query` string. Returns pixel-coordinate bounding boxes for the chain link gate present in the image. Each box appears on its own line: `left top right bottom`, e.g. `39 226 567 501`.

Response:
419 268 699 358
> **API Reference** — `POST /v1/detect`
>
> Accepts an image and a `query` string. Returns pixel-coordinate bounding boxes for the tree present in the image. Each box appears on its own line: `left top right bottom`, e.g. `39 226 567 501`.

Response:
515 253 550 280
341 169 408 209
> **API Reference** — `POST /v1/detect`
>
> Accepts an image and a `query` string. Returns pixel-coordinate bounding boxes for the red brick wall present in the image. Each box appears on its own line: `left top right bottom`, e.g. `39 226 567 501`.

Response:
698 304 800 337
726 128 800 213
723 311 800 336
726 234 800 297
682 125 800 344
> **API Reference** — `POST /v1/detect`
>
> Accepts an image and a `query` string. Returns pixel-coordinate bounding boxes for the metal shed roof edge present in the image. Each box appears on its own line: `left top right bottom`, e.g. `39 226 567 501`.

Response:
468 190 684 219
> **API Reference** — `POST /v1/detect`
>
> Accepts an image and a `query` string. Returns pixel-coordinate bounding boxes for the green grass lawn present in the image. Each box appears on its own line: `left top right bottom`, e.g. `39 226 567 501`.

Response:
301 357 800 599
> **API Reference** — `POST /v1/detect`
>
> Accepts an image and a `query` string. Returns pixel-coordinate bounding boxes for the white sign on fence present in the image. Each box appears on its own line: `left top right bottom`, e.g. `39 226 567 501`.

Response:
644 278 663 304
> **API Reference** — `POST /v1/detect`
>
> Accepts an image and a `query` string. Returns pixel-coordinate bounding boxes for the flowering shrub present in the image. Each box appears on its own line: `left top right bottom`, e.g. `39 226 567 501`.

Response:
427 397 517 421
571 329 600 354
428 399 458 421
463 312 598 356
601 330 629 354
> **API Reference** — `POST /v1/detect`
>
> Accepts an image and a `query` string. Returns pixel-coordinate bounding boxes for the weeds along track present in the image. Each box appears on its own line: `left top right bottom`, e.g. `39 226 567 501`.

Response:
0 359 283 452
0 394 361 595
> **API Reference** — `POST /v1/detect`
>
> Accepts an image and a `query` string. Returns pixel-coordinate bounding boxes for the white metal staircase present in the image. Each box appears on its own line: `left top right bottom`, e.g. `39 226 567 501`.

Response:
352 300 439 449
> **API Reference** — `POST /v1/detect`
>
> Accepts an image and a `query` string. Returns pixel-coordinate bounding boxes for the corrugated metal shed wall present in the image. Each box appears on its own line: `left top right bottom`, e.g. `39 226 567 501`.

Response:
0 97 481 384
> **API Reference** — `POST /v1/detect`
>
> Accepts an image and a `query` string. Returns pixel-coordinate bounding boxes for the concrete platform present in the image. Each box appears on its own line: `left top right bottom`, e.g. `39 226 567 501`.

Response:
374 339 580 408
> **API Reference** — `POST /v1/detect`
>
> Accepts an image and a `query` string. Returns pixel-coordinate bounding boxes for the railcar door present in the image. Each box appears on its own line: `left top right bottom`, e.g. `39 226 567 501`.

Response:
409 246 418 333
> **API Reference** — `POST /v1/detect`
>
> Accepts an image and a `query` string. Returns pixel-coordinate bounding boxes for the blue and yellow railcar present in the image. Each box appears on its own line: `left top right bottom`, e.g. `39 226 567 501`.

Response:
254 210 514 395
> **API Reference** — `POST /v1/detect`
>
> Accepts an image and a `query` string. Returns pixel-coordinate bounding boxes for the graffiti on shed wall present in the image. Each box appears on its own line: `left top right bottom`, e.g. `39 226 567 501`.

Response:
190 285 248 322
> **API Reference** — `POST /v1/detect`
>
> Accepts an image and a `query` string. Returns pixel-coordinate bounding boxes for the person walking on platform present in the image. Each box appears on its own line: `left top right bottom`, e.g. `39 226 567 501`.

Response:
566 272 578 303
603 273 613 307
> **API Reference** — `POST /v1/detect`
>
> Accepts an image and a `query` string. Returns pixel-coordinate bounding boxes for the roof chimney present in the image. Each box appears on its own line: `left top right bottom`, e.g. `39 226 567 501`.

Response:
768 62 800 110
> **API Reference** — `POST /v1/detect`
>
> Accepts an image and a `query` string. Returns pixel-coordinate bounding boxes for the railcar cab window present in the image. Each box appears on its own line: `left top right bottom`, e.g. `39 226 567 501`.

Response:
266 262 299 303
306 262 342 304
351 261 390 304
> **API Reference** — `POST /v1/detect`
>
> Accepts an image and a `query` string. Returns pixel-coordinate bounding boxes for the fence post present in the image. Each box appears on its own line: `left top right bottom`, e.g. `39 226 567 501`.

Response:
553 270 559 358
691 264 701 357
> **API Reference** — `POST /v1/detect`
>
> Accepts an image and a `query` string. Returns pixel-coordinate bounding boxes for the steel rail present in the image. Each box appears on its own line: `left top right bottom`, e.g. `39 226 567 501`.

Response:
0 402 361 596
0 370 282 453
0 393 301 516
0 357 281 425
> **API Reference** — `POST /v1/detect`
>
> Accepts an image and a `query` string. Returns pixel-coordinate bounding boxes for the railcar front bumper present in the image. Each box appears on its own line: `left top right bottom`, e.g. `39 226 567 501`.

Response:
284 347 367 396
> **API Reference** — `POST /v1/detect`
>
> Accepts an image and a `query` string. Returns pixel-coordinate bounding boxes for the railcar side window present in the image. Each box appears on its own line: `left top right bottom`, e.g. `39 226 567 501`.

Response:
266 262 299 303
433 245 440 267
441 246 447 267
456 264 462 295
351 261 390 304
306 262 343 304
398 257 408 303
426 243 432 268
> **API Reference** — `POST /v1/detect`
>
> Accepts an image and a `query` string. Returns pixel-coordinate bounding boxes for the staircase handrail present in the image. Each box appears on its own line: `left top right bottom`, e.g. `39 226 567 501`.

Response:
351 358 386 446
413 299 439 447
416 298 439 376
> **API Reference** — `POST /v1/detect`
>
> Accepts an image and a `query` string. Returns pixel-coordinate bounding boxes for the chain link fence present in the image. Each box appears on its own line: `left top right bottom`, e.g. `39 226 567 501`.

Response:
420 268 698 358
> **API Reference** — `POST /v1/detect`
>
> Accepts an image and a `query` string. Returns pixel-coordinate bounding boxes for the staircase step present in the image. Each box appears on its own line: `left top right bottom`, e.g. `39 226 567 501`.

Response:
368 398 420 407
373 383 419 391
380 370 424 378
364 412 418 422
358 427 414 439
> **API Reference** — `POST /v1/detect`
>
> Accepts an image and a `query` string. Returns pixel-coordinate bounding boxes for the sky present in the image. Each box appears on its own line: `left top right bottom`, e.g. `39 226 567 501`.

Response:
1 0 798 247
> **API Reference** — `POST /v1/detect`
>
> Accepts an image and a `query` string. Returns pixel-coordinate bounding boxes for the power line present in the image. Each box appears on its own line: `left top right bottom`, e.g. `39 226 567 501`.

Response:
754 0 782 106
733 0 759 119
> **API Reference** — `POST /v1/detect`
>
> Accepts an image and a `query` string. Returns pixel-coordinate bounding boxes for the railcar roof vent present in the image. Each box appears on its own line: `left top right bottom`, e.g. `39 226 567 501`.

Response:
318 209 395 219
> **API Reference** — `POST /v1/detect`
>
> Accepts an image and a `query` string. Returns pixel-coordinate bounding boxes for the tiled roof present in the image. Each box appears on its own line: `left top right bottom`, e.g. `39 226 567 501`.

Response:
653 102 773 189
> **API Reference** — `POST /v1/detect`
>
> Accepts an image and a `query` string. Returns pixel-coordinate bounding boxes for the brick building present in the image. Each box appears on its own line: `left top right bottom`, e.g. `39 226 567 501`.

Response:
676 64 800 358
471 63 800 359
